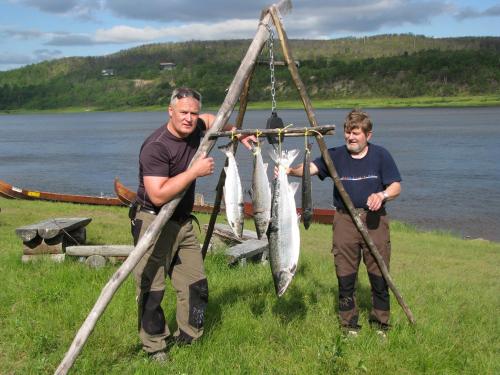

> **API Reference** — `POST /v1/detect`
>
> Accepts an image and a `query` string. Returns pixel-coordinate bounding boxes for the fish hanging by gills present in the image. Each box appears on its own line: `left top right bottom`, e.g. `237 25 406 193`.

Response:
249 142 272 240
301 143 313 229
219 143 244 238
267 148 300 297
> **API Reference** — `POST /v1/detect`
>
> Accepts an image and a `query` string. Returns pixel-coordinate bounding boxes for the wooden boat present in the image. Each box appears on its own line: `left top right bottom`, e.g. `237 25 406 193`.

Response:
0 178 123 206
113 177 136 206
114 178 335 224
114 177 224 214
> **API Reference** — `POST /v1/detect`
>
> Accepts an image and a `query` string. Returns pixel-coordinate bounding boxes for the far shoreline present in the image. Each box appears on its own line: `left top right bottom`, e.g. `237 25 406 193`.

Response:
1 95 499 115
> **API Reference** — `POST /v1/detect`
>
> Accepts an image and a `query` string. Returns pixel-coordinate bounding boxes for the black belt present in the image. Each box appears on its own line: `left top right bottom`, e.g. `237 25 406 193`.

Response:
139 207 158 215
336 207 367 214
337 207 386 215
138 207 195 226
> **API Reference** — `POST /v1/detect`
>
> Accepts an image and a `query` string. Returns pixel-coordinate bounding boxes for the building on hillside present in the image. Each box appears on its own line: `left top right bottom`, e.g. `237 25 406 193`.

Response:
159 62 176 71
101 69 114 76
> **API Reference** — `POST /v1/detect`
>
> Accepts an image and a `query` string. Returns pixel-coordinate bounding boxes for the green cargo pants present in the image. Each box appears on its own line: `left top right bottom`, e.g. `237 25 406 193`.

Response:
131 210 208 353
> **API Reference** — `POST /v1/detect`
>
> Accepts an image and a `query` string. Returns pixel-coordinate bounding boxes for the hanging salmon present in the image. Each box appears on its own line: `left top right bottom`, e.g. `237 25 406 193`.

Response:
250 143 272 240
268 148 300 297
219 143 244 239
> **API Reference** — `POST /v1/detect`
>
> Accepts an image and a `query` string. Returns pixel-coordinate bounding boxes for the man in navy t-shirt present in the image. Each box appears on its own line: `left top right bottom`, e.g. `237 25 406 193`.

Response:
287 109 401 337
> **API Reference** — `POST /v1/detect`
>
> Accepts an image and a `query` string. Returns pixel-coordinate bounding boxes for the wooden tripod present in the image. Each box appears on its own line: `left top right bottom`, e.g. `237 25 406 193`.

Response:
55 1 413 373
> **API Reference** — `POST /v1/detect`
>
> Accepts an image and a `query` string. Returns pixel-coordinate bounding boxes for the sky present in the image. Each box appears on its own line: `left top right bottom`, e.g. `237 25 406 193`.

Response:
1 0 500 71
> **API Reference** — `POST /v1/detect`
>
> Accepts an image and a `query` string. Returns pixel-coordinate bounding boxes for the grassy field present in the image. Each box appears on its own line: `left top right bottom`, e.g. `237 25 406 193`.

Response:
1 95 500 115
0 198 498 374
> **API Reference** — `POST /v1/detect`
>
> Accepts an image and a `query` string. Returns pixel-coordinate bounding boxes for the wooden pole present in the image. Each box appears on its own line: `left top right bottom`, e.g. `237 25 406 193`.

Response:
54 2 290 373
269 7 416 325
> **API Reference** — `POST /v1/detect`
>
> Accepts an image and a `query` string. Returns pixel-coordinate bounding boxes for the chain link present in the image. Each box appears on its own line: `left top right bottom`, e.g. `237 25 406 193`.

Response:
265 24 277 113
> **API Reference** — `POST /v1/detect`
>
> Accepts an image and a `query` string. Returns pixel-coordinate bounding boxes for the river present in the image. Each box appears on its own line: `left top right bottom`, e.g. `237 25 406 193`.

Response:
0 107 499 241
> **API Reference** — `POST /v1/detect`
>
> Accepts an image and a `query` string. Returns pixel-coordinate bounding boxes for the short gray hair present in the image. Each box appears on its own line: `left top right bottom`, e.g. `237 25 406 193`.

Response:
170 87 202 107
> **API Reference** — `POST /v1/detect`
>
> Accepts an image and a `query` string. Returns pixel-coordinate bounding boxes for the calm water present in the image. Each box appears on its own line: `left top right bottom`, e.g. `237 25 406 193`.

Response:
0 108 499 241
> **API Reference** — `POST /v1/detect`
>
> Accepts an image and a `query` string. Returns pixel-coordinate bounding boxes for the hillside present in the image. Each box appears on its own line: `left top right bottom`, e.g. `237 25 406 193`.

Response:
0 34 499 110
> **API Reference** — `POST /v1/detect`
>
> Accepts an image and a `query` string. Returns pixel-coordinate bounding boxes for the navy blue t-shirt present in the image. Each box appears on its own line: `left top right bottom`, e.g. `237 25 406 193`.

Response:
312 144 401 210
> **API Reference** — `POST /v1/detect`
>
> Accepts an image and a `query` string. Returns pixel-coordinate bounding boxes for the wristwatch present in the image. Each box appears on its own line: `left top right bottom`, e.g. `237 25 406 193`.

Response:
382 191 389 201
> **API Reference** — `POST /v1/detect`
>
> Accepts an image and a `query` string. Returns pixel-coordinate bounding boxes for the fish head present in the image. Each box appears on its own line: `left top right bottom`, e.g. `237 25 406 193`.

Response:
274 269 295 297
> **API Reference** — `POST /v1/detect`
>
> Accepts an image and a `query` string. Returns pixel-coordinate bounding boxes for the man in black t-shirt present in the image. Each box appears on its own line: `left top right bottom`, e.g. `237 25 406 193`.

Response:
130 87 252 361
287 109 401 337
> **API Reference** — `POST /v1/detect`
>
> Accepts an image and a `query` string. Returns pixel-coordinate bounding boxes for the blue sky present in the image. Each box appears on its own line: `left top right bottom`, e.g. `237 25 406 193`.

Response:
1 0 499 71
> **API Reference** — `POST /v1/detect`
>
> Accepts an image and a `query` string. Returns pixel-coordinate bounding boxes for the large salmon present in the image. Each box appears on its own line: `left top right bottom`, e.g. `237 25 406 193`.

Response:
220 144 244 238
268 148 300 297
301 143 313 229
250 143 272 240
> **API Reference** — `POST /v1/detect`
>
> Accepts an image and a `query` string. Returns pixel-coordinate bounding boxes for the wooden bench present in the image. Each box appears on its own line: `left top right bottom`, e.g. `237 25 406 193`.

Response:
16 217 91 262
203 223 268 265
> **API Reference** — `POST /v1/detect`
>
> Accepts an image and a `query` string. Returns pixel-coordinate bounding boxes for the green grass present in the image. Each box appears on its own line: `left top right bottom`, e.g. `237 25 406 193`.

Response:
0 198 499 374
1 95 499 115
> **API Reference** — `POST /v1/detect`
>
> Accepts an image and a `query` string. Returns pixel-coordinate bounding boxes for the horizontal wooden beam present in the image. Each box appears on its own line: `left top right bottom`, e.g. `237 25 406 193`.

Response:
209 125 335 139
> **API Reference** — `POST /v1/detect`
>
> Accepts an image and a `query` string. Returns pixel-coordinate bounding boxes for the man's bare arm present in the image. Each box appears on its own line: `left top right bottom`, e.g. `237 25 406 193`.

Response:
287 162 319 178
144 153 214 206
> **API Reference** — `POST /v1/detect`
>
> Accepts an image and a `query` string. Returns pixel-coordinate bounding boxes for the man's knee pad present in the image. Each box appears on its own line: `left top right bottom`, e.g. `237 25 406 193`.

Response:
368 272 390 311
141 290 166 335
338 273 357 311
188 278 208 328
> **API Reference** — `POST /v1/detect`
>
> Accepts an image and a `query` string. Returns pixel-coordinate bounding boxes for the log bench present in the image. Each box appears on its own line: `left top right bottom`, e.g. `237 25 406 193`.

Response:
16 217 91 262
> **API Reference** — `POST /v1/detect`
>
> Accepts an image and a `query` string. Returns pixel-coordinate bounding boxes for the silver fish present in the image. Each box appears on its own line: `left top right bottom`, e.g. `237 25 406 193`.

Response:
220 143 244 238
268 148 300 297
301 143 313 229
250 143 272 240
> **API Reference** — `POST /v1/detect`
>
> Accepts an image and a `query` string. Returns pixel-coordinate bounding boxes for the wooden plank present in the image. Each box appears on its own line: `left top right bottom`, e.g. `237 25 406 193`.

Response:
15 217 91 241
226 239 269 265
66 245 134 257
203 223 259 245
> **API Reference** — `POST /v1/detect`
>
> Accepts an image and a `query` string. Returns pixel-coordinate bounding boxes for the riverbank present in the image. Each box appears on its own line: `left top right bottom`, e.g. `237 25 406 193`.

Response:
0 198 499 374
1 95 500 114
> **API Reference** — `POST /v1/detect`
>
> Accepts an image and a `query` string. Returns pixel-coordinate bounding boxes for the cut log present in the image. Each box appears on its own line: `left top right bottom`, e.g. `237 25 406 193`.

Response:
66 245 134 257
85 255 106 269
227 239 269 265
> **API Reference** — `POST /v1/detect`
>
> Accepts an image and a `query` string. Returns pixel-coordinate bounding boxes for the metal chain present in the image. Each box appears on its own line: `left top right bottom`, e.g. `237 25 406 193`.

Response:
265 24 277 113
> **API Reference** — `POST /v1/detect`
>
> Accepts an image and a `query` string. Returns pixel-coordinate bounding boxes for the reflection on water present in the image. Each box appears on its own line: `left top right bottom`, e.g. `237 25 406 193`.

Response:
1 108 499 241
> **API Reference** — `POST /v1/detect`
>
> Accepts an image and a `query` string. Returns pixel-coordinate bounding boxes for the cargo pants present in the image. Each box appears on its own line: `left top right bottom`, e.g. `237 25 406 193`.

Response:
332 209 391 329
131 210 208 353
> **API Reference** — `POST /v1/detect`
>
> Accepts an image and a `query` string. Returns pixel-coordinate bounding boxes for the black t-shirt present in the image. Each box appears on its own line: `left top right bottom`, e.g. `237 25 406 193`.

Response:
312 144 401 210
136 119 206 221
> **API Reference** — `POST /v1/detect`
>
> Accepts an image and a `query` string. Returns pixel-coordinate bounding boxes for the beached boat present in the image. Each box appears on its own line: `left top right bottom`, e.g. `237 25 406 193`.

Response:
114 178 335 224
0 178 123 206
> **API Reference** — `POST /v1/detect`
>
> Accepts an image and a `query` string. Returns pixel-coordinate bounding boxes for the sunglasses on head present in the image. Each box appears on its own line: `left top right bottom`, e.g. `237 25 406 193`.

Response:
172 88 201 102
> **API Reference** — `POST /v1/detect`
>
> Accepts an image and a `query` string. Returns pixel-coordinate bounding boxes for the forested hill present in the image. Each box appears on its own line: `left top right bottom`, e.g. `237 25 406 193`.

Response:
1 34 499 110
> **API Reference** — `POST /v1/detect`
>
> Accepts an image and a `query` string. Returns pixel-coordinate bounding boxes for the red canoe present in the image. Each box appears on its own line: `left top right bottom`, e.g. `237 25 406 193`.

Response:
0 178 123 206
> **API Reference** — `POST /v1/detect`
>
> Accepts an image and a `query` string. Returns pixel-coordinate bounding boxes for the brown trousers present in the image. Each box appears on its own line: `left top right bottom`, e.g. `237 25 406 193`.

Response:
131 210 208 353
332 209 391 328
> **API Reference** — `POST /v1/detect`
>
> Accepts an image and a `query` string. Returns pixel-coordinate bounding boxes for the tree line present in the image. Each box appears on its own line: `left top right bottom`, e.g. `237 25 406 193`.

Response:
0 35 499 110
